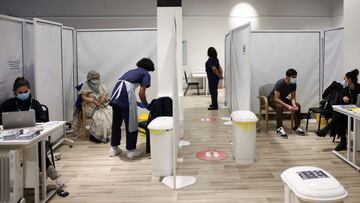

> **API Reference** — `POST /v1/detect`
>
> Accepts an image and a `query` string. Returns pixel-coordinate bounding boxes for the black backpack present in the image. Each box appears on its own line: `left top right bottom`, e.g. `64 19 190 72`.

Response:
320 81 343 109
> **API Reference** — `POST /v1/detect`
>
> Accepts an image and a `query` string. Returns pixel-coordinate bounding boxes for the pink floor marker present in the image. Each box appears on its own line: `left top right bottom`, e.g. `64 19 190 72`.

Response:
196 150 228 161
198 117 217 123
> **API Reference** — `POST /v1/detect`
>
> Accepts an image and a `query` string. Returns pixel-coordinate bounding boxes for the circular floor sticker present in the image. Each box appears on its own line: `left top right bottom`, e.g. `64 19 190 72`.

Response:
196 150 228 161
199 117 217 123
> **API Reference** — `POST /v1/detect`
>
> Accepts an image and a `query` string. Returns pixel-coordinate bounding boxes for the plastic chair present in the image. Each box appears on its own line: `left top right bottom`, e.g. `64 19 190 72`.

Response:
184 71 200 96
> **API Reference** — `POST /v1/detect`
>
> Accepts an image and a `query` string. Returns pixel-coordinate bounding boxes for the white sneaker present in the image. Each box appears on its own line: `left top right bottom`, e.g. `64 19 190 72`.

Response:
127 149 142 159
293 126 305 136
276 127 288 139
47 165 61 180
109 147 122 157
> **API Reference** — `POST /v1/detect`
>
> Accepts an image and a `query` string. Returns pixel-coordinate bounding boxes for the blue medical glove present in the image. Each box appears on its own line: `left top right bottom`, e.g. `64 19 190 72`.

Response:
137 101 147 109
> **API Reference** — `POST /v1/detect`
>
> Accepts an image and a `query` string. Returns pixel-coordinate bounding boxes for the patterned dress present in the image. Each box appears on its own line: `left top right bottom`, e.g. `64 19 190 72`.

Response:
80 81 112 142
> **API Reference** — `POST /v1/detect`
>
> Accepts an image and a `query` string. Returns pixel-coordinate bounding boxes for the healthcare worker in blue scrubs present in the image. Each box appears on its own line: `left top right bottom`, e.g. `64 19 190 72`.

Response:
205 47 223 110
109 58 155 159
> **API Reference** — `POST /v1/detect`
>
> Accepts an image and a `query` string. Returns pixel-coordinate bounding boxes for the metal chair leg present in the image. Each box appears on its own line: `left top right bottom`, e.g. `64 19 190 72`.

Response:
306 110 311 131
317 114 322 132
184 85 190 96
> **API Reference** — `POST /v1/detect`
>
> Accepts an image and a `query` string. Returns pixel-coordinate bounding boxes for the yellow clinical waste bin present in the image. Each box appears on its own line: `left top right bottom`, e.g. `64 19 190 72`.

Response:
148 116 173 177
231 111 258 165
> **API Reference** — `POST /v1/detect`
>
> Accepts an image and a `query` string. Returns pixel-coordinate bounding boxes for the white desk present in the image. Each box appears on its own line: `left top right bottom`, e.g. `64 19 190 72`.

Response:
0 121 66 203
191 71 208 96
332 105 360 170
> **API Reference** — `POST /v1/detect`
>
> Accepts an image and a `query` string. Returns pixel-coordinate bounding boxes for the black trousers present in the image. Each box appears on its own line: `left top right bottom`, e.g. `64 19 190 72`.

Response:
208 77 220 107
111 105 138 150
270 99 301 129
333 112 348 144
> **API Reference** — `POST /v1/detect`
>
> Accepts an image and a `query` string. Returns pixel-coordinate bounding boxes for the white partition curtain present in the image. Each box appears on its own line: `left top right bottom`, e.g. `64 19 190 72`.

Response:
229 23 252 112
76 29 158 104
0 15 24 104
23 21 35 97
62 27 76 122
33 18 64 140
224 32 232 109
324 28 344 90
250 31 321 113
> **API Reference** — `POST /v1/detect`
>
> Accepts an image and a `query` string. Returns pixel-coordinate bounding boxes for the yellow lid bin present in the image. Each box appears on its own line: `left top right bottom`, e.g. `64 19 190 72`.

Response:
148 116 174 177
231 111 258 165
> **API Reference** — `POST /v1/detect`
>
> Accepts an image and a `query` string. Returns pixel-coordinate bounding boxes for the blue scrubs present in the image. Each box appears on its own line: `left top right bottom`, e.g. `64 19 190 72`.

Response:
205 57 220 108
110 67 151 150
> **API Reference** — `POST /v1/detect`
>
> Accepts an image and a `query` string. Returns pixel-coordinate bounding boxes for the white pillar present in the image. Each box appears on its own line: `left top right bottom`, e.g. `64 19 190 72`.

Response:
157 5 184 137
344 0 360 72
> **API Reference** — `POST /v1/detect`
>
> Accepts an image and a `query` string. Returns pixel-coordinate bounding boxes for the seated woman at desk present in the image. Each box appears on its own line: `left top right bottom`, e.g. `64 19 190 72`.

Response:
333 69 360 151
77 70 112 143
0 77 60 180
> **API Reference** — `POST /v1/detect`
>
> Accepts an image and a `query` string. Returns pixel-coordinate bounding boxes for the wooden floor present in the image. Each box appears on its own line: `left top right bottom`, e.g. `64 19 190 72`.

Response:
51 91 360 203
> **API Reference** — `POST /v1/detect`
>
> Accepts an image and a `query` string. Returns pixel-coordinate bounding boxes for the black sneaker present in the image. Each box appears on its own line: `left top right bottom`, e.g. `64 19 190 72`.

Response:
293 126 305 136
208 106 218 110
316 126 329 137
335 142 347 151
277 127 288 139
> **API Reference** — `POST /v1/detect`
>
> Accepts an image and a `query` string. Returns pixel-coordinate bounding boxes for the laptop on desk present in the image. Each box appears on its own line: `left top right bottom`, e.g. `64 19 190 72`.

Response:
2 111 36 129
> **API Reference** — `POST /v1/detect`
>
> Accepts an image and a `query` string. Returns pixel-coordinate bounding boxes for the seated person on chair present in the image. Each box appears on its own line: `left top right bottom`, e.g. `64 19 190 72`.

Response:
76 70 112 143
0 77 60 180
268 68 305 138
332 69 360 151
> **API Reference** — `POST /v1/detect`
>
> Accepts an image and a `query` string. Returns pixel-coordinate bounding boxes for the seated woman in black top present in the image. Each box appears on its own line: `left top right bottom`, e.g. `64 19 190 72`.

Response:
334 69 360 151
0 77 60 180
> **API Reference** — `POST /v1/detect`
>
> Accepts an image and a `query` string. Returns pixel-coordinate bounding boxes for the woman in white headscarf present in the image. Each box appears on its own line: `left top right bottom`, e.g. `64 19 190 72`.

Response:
79 70 112 143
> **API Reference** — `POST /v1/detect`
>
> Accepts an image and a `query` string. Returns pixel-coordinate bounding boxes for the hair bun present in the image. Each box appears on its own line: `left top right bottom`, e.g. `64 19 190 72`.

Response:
352 69 359 76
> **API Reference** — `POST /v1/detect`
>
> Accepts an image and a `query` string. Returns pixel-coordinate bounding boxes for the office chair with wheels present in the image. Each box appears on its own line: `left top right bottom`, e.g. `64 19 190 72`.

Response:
184 71 200 96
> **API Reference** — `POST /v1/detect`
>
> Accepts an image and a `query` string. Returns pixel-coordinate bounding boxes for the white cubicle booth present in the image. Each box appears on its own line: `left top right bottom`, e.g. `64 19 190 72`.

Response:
225 23 329 115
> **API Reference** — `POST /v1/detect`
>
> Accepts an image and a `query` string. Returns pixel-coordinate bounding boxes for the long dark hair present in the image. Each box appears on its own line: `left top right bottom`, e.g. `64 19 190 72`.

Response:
345 69 359 84
207 47 217 58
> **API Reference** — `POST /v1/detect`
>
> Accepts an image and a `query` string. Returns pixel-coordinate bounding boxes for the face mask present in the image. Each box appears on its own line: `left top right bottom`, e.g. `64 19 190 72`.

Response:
16 92 30 101
342 80 348 87
89 79 98 85
290 78 297 84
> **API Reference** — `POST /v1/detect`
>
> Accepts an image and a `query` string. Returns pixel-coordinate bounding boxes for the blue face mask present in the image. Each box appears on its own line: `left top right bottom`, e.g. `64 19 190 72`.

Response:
16 92 30 101
89 79 98 85
290 78 297 84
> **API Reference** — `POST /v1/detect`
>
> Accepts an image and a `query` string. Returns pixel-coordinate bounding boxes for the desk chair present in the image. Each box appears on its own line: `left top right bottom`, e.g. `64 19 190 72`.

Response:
184 71 200 96
258 84 294 131
138 97 173 153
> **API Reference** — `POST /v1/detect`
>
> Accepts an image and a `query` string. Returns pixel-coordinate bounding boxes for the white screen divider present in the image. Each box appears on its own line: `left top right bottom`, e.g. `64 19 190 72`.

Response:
23 21 35 97
0 15 24 104
33 18 65 141
62 27 76 122
230 23 252 112
323 28 344 90
250 31 321 114
76 28 158 109
224 32 232 109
